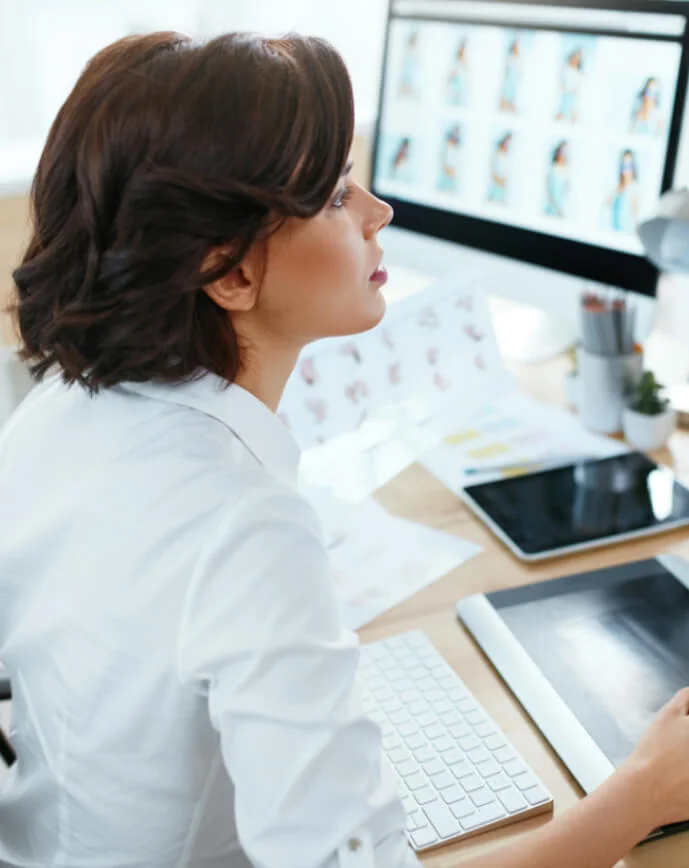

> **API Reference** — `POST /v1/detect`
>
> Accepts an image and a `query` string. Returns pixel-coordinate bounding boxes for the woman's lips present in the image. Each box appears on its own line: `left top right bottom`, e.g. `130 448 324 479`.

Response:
370 265 388 286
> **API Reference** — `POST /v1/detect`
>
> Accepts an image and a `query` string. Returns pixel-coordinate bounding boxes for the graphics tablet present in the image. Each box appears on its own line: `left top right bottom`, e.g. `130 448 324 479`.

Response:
456 554 689 843
461 452 689 561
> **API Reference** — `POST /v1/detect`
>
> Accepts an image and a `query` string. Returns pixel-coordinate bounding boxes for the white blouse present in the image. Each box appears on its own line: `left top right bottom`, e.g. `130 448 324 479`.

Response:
0 372 419 868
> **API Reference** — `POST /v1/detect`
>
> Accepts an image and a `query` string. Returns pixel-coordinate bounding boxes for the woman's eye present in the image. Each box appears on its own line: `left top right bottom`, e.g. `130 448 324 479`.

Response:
332 185 353 208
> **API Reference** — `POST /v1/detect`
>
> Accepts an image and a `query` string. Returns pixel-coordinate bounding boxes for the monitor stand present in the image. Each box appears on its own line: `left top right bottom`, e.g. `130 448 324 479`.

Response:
488 295 577 364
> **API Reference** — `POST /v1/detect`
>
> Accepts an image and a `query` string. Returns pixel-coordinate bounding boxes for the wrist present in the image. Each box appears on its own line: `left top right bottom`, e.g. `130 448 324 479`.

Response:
611 758 663 838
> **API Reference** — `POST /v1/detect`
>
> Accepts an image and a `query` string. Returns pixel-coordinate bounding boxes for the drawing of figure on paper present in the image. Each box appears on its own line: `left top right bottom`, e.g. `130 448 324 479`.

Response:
426 347 439 365
499 36 523 113
475 353 486 370
434 372 451 391
455 293 474 311
463 324 485 342
382 329 396 350
345 380 370 404
306 397 328 422
418 306 439 328
556 48 584 123
389 363 402 386
300 357 318 385
608 148 639 233
487 132 513 204
341 342 363 363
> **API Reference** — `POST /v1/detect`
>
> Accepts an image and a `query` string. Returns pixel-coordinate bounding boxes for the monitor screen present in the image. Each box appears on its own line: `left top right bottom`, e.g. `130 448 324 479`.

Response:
371 0 689 294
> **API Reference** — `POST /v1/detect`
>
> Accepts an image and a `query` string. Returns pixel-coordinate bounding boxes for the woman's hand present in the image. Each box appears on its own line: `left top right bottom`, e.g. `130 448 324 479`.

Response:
622 687 689 829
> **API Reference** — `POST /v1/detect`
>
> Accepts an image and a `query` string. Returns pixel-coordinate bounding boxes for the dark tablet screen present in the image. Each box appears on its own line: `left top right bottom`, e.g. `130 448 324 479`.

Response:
488 559 689 767
464 452 689 557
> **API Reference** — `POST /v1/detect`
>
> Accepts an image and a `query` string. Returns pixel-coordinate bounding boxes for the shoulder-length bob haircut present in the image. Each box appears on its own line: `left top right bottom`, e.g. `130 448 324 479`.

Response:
12 32 354 391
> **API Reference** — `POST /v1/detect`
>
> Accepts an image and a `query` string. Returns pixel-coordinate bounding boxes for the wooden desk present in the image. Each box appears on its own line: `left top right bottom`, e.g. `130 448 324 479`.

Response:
359 352 689 867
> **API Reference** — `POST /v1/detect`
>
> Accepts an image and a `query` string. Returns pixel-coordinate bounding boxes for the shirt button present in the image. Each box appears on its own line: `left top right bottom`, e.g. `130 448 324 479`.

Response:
347 838 362 852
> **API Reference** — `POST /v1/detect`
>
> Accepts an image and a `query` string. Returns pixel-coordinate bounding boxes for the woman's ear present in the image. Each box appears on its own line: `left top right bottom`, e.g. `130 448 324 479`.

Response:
202 245 263 313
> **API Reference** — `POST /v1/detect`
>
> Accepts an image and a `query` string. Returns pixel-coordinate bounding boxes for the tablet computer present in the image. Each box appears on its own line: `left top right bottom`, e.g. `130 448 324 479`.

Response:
456 554 689 843
461 452 689 562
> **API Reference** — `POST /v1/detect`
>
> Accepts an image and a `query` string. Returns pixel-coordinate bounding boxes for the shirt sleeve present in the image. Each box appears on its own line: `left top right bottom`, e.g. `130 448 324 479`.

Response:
177 479 420 868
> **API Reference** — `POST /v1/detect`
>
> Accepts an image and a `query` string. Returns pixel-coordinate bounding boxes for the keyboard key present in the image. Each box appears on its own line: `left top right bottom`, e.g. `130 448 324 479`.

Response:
417 678 438 693
442 748 465 766
503 758 528 778
498 787 528 814
388 708 410 725
477 802 507 824
440 784 465 805
410 826 439 849
484 733 506 751
425 688 445 704
406 810 426 832
401 794 415 813
387 747 408 765
415 786 439 806
450 798 476 820
461 774 483 793
405 772 427 791
464 710 485 726
439 710 463 726
474 721 496 739
422 758 444 777
458 734 481 752
382 733 401 751
451 760 474 780
433 735 455 753
396 759 420 778
448 722 472 740
523 784 551 806
429 771 455 790
494 746 517 764
407 700 427 716
470 787 495 808
404 732 426 751
424 802 458 839
413 745 435 763
423 722 445 740
513 771 539 791
488 773 512 793
466 746 490 765
397 721 419 738
417 712 436 728
476 759 501 779
431 699 453 715
459 812 485 831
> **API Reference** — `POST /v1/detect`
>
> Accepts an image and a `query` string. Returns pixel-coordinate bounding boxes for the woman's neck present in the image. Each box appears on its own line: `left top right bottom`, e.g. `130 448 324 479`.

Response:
234 343 301 413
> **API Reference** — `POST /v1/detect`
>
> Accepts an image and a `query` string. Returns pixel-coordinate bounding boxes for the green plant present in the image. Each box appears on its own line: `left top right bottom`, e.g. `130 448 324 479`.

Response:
629 370 670 416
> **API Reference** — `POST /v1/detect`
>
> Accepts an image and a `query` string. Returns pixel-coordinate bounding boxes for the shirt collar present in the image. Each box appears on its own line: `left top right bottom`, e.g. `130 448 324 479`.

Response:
120 372 301 485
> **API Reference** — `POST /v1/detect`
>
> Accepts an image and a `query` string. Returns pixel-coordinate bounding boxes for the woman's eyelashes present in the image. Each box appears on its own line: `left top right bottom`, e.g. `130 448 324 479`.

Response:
331 184 354 208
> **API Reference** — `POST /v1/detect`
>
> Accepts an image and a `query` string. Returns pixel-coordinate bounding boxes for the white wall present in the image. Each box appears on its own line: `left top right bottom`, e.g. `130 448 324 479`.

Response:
0 0 388 192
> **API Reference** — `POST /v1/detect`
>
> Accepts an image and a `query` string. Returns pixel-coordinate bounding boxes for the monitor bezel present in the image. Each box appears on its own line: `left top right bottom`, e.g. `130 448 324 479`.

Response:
370 0 689 296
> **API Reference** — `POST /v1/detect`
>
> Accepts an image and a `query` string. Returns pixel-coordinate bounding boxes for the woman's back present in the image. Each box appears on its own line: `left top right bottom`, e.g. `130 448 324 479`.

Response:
0 375 284 868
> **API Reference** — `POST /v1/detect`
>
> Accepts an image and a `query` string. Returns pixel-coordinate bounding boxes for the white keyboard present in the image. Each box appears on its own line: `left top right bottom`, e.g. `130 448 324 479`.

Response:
360 631 553 853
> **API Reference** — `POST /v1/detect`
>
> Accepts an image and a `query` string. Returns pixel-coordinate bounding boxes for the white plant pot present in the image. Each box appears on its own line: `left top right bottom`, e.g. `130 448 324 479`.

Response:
622 407 677 452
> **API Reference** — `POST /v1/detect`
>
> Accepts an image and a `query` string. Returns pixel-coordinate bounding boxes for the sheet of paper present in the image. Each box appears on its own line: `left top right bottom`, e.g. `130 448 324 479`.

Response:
420 390 629 493
289 276 512 501
304 490 482 631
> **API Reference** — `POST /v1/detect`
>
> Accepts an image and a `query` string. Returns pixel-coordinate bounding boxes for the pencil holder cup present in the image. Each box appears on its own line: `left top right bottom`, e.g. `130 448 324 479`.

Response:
577 348 643 434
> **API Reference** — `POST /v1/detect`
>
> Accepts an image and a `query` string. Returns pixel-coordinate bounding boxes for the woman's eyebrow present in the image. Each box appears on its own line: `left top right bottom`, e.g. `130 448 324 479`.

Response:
342 160 354 176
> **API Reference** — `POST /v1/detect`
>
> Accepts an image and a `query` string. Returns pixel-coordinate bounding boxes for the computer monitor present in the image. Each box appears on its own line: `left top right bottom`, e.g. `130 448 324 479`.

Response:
371 0 689 296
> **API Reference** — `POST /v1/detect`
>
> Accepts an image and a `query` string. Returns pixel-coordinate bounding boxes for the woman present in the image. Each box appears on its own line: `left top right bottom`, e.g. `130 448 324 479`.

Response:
610 148 640 232
447 39 470 107
399 29 420 97
499 36 522 113
2 30 689 868
545 140 570 217
437 124 462 192
556 47 584 123
632 76 662 135
487 132 513 203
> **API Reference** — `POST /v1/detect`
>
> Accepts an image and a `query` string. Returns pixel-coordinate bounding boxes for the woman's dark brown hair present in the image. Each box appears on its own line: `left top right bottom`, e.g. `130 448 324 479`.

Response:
12 32 354 391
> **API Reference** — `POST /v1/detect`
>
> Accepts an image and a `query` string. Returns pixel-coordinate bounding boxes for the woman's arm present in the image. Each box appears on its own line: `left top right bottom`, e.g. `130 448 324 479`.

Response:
459 688 689 868
461 763 650 868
